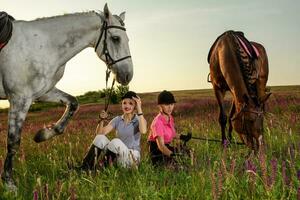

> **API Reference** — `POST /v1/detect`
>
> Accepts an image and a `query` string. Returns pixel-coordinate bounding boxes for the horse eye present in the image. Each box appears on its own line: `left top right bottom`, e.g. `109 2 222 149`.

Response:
111 36 120 43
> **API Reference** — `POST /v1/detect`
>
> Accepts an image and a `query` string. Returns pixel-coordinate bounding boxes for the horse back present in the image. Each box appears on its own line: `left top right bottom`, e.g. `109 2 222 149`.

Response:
208 31 246 96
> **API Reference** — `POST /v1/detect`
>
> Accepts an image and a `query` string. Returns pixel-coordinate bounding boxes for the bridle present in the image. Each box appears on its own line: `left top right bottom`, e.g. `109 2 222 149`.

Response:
94 18 131 112
231 102 264 134
231 103 264 121
94 20 131 68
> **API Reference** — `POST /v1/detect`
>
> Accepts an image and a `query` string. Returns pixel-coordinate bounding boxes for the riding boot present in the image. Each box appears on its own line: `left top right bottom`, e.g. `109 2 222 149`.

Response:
103 150 117 167
80 144 102 170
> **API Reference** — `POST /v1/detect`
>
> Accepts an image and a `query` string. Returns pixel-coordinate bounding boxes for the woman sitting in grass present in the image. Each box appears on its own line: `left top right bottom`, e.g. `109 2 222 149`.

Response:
80 91 147 170
148 90 191 166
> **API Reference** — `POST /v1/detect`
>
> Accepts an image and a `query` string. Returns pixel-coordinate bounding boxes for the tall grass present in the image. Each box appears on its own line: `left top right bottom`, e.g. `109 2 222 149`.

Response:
0 86 299 199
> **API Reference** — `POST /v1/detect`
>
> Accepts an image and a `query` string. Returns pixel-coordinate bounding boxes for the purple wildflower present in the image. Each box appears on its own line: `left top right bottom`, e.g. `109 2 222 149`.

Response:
269 158 278 187
33 189 38 200
282 161 290 186
211 172 217 200
245 159 257 193
297 170 300 181
230 158 236 174
259 150 269 189
217 168 223 199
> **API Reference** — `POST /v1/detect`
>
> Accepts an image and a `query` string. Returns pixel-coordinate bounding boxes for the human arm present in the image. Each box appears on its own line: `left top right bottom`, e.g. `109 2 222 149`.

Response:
156 136 173 157
95 110 114 135
132 96 147 134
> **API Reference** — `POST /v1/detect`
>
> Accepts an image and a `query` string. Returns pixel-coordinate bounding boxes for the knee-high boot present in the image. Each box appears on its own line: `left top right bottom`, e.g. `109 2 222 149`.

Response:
81 144 102 170
103 150 117 167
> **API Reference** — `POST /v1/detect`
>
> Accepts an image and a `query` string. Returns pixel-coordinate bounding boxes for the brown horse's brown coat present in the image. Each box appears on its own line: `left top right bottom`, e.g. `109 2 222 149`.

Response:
208 31 270 151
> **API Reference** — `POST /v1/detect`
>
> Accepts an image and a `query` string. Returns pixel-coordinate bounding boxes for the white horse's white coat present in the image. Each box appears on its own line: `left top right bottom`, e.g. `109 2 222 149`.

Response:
0 4 133 189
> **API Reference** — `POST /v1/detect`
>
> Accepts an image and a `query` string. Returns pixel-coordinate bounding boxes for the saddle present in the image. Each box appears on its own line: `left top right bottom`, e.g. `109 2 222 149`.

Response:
233 31 259 59
0 11 14 51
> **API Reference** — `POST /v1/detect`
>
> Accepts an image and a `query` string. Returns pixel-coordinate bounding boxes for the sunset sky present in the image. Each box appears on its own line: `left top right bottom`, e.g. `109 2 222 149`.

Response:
1 0 299 107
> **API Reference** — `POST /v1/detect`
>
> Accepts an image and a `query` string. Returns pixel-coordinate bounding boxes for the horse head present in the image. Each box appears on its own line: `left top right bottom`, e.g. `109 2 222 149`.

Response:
94 4 133 85
231 93 271 150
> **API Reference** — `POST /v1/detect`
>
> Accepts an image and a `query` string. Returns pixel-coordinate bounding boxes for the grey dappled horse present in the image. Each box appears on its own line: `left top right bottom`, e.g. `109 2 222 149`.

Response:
0 4 133 190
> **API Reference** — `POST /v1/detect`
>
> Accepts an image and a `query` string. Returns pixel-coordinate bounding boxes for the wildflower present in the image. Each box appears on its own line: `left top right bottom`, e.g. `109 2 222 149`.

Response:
211 172 217 200
282 161 290 186
217 168 223 199
245 159 257 193
229 158 236 175
259 149 269 189
269 158 278 187
33 189 38 200
44 184 49 200
69 186 77 200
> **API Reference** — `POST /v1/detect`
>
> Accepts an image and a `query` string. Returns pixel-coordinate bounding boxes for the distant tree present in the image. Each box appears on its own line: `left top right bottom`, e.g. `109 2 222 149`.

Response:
102 85 129 104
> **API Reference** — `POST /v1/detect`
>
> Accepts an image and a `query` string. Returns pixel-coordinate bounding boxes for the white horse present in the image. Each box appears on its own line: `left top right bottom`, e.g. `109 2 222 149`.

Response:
0 4 133 189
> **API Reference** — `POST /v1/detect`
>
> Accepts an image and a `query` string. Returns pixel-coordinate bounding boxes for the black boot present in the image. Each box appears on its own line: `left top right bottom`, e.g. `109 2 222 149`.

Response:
103 150 117 167
80 144 102 170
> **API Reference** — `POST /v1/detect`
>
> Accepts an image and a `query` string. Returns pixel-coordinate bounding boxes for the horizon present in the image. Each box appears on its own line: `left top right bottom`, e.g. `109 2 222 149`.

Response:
1 0 299 108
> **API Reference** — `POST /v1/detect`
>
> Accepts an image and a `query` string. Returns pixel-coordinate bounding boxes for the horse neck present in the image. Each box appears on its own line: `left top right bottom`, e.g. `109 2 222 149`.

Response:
32 12 102 62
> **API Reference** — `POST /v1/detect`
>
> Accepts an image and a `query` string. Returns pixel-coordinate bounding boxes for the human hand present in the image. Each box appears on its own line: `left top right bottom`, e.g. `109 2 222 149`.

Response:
99 110 109 120
132 96 142 112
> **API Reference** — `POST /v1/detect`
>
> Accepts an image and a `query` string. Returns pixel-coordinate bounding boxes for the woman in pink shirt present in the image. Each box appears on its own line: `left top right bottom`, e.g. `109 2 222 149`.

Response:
148 90 191 165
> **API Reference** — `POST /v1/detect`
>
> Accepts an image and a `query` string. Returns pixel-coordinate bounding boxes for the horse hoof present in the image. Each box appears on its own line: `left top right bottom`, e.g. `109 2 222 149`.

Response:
34 128 57 143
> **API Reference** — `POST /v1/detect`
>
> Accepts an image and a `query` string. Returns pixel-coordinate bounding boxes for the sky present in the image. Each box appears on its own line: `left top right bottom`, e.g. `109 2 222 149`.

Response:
1 0 300 107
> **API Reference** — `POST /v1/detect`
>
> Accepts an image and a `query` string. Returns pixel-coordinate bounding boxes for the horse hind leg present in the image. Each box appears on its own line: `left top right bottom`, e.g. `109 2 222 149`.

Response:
34 88 79 143
2 97 32 191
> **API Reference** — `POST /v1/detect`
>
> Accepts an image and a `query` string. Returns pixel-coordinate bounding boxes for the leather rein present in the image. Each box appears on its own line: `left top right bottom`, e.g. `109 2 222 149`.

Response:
94 19 131 112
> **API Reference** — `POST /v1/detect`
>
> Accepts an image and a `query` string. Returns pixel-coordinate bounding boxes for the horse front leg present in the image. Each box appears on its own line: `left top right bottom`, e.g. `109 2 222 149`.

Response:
1 97 32 191
228 101 235 142
33 88 79 143
214 88 227 145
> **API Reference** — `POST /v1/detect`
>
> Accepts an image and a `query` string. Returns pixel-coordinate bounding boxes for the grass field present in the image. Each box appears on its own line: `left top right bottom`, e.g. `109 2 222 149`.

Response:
0 85 299 199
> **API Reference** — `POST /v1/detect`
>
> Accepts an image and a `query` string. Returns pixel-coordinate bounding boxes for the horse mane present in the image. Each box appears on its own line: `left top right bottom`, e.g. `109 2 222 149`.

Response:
33 11 125 26
232 32 260 105
33 11 99 21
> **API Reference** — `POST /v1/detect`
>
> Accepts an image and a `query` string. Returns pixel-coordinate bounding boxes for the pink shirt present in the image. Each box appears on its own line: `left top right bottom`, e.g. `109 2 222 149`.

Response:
148 113 176 144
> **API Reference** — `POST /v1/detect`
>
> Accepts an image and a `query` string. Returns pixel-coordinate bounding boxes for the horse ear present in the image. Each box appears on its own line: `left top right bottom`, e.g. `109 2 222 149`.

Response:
104 3 112 19
119 12 126 21
259 92 272 103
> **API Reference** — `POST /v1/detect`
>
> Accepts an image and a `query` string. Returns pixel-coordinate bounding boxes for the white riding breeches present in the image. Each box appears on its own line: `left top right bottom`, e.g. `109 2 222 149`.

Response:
93 135 140 168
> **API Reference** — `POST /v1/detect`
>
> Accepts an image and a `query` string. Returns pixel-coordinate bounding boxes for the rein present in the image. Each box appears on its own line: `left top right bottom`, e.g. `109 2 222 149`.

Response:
190 136 244 145
94 18 131 112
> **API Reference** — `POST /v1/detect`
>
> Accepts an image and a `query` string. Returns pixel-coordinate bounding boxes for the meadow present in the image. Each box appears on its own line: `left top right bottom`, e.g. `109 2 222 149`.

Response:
0 86 299 199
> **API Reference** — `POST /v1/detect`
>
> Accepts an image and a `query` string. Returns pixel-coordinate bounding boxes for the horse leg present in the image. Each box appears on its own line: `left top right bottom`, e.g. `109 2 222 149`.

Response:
214 88 227 145
33 88 79 143
1 97 32 191
228 101 235 142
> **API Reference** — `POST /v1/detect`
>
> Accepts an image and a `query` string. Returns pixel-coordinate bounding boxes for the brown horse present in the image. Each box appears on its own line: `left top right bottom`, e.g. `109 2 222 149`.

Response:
208 30 270 151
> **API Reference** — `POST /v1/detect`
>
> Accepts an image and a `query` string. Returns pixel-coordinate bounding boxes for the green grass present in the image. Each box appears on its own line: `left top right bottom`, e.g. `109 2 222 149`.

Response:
0 85 299 199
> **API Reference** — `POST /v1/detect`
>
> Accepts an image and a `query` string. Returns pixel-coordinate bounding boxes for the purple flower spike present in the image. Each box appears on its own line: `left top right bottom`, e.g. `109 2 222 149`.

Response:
297 170 300 181
33 190 38 200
